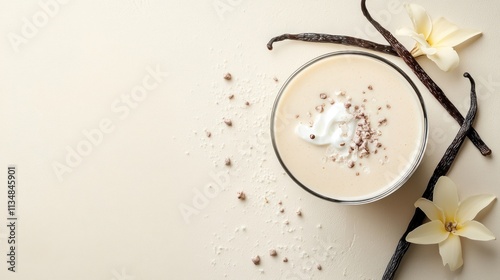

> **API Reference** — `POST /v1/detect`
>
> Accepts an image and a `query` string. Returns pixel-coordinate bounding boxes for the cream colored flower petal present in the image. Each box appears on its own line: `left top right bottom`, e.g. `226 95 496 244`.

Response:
396 27 430 47
456 220 496 241
415 198 445 222
406 220 449 244
439 234 463 271
404 3 432 38
433 176 460 218
435 28 482 49
396 27 433 57
427 47 459 71
430 17 481 48
420 46 438 56
427 17 459 46
457 194 496 222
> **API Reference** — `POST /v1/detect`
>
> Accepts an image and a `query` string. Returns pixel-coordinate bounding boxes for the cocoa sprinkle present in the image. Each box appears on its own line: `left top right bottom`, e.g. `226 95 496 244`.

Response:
223 118 232 126
237 191 246 200
378 118 387 126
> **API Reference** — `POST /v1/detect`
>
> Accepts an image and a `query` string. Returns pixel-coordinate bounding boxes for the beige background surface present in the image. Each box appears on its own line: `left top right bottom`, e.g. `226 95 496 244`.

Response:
0 0 498 279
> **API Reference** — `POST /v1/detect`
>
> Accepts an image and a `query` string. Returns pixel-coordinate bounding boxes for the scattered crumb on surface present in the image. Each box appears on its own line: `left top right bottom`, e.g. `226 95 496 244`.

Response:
252 255 261 265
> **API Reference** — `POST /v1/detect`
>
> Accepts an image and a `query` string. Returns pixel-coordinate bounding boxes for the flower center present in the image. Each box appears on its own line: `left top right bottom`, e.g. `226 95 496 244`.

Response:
445 221 457 233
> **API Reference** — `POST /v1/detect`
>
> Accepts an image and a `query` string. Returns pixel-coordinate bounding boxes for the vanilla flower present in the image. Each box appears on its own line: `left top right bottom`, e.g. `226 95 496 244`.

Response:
406 176 496 271
396 3 481 71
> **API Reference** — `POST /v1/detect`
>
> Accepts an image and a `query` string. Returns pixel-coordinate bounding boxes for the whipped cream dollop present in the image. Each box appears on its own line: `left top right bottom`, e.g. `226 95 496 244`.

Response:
296 102 356 157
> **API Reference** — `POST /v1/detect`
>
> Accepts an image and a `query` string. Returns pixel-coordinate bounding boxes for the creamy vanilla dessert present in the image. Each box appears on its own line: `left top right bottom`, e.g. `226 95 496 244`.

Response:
272 52 427 203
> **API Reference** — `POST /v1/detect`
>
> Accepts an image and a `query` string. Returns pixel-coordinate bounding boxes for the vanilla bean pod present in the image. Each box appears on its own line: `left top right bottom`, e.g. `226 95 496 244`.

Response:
382 73 478 280
360 0 490 156
267 33 397 56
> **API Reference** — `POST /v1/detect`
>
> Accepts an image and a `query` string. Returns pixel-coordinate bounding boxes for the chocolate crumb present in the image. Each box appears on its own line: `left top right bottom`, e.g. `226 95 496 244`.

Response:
368 85 373 90
252 256 261 265
205 131 212 138
228 94 234 100
310 134 316 139
386 104 392 109
237 191 246 200
339 142 345 147
245 101 250 106
283 257 288 263
269 249 278 257
347 160 355 168
378 118 387 126
273 77 279 82
356 172 360 176
279 208 285 213
296 209 302 216
317 264 322 271
319 93 327 99
225 158 231 166
223 73 232 80
278 200 282 205
223 118 232 126
295 114 300 118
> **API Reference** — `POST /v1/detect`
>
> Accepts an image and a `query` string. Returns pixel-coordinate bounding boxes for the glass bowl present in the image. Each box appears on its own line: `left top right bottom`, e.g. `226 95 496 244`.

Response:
271 51 428 204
